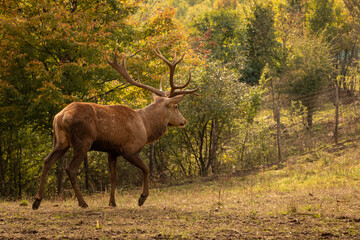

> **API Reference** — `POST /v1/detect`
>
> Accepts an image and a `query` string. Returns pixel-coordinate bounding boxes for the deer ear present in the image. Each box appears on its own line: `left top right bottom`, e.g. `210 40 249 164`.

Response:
152 93 162 101
165 95 184 106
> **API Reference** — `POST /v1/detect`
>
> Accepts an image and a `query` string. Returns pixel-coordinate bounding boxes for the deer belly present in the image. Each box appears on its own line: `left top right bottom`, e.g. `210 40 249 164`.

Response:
90 141 123 155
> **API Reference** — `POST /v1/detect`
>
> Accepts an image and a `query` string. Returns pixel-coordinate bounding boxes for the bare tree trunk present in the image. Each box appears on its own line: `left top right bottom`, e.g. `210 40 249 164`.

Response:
306 107 314 129
17 146 22 198
270 78 277 121
198 122 208 177
0 142 5 197
239 129 249 169
209 118 219 174
275 97 282 163
6 141 13 197
334 86 339 144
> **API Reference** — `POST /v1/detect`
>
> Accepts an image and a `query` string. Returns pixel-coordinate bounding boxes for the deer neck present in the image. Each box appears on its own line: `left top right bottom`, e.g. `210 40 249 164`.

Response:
137 103 168 144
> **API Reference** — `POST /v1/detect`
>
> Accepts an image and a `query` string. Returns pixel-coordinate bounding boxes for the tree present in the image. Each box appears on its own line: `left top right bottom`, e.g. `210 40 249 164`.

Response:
213 0 238 10
155 61 262 177
306 0 336 37
0 0 139 131
240 2 278 85
335 0 360 94
283 33 335 128
191 9 245 73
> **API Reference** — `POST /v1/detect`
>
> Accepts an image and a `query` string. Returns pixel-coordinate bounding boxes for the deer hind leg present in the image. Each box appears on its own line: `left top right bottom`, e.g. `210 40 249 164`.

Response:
66 141 92 208
108 154 118 207
123 152 149 206
32 146 69 210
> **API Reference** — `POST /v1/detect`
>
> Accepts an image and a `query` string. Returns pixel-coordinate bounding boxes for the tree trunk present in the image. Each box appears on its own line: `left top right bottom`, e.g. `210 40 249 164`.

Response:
239 129 249 169
17 146 22 198
0 142 5 197
198 122 208 177
209 118 219 174
276 97 282 163
306 106 314 129
334 86 339 144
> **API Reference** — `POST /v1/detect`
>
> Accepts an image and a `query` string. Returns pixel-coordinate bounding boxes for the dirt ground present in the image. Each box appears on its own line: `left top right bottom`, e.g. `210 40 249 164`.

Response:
1 183 360 240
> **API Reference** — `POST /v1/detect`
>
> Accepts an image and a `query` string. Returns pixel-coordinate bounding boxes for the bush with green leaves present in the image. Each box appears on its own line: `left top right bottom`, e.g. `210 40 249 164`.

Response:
152 61 263 177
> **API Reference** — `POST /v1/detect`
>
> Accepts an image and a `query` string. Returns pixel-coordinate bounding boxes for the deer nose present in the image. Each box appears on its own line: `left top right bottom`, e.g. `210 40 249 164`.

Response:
181 119 187 126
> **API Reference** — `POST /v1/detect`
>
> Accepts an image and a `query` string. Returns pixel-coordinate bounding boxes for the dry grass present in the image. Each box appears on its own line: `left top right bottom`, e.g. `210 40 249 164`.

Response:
1 145 360 239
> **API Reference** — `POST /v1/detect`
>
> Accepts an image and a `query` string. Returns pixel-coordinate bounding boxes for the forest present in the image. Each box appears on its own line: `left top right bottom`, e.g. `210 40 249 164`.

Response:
1 0 360 202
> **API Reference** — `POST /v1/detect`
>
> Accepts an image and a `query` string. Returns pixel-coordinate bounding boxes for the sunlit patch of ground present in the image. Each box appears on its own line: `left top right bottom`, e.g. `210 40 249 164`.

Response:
1 146 360 239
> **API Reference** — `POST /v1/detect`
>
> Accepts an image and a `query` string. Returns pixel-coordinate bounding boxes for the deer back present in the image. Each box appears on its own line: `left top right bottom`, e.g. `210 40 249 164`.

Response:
56 102 148 155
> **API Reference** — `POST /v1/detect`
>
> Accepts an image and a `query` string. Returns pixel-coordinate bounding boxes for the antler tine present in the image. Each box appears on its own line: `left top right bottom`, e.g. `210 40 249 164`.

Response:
114 46 118 63
153 47 199 98
172 50 186 65
159 79 163 91
154 48 185 67
105 48 166 97
171 69 192 89
174 53 185 66
137 70 141 83
153 47 171 66
170 86 201 97
169 68 199 97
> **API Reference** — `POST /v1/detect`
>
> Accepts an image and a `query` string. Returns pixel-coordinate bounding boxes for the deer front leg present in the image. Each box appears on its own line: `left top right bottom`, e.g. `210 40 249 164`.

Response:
108 154 118 207
123 152 149 206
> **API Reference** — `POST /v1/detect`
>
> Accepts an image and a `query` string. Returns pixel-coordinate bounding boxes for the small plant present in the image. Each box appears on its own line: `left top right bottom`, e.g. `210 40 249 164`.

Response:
95 220 102 230
19 200 29 207
287 202 298 215
304 205 312 212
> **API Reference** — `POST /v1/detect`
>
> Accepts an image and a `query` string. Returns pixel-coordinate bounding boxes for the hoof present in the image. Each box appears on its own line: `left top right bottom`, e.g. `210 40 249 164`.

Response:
138 194 148 206
32 199 41 210
79 202 89 208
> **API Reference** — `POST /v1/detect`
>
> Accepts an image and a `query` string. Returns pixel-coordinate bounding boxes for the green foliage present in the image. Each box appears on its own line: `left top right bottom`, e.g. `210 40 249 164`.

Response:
19 199 29 207
154 61 264 177
285 34 334 94
172 0 213 21
241 2 279 84
213 0 238 10
0 0 139 131
285 0 304 12
282 33 335 127
0 126 51 198
191 9 245 73
306 0 336 36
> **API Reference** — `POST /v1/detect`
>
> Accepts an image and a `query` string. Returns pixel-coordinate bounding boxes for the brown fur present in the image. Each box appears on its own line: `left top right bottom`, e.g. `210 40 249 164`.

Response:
32 95 186 209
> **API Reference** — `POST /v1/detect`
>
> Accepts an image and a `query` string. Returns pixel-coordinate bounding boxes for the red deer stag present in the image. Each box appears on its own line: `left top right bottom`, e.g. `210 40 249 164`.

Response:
32 48 198 210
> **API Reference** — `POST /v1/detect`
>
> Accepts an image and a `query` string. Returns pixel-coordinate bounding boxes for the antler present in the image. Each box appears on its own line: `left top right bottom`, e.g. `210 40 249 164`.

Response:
105 47 199 98
153 48 199 97
105 47 166 97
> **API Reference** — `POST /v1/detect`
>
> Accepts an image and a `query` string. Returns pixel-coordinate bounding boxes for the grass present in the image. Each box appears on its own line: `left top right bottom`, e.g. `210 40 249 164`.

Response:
1 144 360 239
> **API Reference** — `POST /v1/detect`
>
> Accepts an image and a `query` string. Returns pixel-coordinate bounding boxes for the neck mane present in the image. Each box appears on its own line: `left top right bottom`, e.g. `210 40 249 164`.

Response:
137 102 168 144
